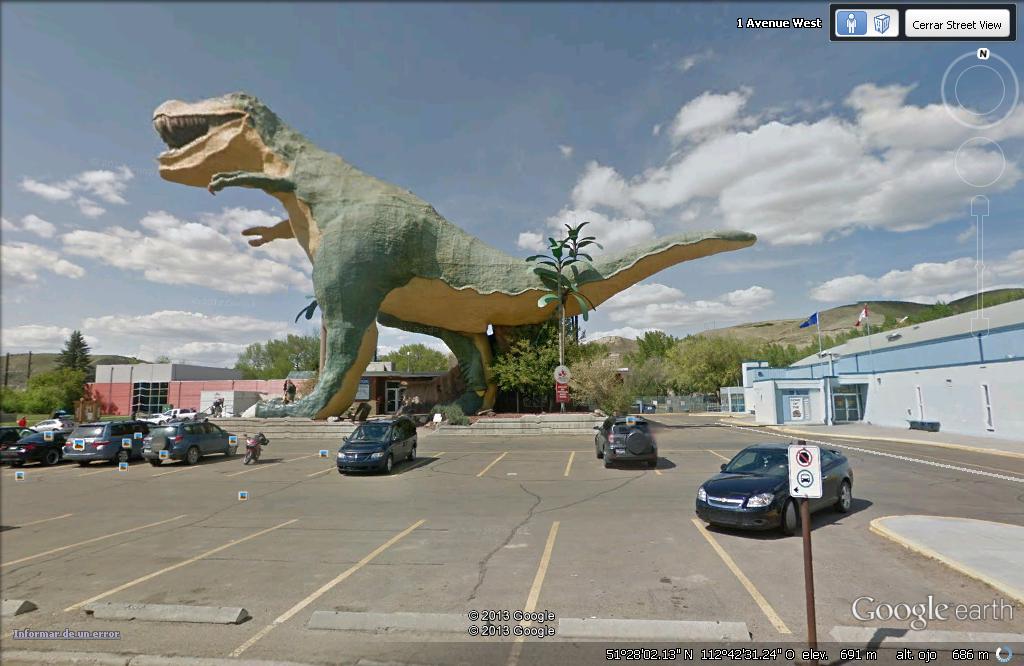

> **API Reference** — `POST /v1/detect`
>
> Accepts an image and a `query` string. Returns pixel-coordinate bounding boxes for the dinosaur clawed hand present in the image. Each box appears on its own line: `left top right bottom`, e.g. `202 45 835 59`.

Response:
241 226 273 247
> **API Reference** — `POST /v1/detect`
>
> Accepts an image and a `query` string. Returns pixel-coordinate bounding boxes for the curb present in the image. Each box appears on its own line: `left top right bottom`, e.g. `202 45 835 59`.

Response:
1 599 37 617
0 651 315 666
869 516 1024 605
83 602 251 625
771 427 1024 461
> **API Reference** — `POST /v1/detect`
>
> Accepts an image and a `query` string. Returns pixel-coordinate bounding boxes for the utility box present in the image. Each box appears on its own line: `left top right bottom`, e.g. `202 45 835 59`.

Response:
200 391 261 417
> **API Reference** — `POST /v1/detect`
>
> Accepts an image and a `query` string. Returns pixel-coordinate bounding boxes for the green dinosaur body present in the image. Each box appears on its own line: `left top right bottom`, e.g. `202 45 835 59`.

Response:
152 93 756 418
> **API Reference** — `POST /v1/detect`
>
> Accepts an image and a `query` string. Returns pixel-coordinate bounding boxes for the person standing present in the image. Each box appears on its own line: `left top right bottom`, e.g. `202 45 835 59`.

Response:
286 380 297 404
17 415 27 428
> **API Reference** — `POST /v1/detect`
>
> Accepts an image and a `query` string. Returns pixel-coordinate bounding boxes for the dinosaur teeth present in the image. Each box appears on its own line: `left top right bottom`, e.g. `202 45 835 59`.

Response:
153 112 244 150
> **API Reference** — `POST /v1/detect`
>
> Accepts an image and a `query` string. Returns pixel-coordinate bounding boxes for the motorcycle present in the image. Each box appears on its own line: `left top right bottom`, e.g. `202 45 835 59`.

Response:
243 432 268 465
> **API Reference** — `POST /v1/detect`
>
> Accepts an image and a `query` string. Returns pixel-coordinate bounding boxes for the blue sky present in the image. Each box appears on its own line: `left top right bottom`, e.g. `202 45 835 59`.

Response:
2 2 1022 365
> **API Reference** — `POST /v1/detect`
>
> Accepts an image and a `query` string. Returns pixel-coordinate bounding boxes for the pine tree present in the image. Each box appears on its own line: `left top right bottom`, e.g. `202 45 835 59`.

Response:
58 330 92 372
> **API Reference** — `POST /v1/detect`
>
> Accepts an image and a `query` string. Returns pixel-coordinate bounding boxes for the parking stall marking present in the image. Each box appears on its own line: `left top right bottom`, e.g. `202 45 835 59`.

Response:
563 451 575 477
306 467 334 478
151 465 205 478
12 512 74 527
690 518 792 635
476 451 508 477
77 467 116 477
223 455 313 477
229 518 425 657
727 424 1024 484
1 515 188 568
507 521 560 666
64 518 299 612
706 450 731 462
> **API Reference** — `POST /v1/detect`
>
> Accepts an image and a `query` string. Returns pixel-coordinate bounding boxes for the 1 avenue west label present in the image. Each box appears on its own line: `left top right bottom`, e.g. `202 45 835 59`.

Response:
738 17 823 29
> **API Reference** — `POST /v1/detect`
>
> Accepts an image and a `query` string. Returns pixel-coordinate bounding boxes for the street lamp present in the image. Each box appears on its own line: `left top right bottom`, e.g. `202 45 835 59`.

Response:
405 350 411 373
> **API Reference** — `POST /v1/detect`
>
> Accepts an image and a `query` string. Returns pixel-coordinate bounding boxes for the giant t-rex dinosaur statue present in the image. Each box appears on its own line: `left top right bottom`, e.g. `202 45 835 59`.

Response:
152 93 756 419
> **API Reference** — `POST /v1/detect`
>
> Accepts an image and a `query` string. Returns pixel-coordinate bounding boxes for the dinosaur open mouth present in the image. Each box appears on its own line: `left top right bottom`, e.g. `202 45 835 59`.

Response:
153 112 244 150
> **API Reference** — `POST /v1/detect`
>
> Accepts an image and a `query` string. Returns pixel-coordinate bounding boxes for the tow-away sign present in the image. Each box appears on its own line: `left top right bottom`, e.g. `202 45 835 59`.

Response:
788 443 822 499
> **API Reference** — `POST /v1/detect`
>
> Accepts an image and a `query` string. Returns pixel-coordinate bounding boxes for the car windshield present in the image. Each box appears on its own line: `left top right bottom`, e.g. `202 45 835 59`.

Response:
350 423 390 441
150 426 179 437
70 426 104 438
723 449 788 477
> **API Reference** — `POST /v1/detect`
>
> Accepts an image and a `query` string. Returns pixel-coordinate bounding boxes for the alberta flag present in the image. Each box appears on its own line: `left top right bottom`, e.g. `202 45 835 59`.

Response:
799 312 819 329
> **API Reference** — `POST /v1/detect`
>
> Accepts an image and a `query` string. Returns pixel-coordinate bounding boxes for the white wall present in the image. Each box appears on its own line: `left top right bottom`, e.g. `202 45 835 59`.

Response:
863 361 1022 439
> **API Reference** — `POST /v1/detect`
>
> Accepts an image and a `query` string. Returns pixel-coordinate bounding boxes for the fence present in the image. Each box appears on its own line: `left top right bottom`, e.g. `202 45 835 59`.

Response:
629 395 720 414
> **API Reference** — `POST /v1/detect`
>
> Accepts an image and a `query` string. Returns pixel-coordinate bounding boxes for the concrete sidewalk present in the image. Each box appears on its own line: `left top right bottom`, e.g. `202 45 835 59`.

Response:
721 416 1024 459
870 515 1024 604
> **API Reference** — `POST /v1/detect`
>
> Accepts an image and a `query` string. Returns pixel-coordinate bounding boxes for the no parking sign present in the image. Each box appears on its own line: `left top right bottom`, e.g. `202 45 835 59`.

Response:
788 443 822 499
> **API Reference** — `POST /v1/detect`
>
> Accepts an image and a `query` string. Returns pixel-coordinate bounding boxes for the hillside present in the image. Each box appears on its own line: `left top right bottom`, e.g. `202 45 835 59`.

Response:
0 353 147 389
588 289 1024 352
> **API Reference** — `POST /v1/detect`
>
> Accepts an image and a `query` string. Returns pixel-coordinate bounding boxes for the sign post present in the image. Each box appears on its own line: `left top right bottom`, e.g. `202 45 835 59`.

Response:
788 441 822 654
555 383 570 404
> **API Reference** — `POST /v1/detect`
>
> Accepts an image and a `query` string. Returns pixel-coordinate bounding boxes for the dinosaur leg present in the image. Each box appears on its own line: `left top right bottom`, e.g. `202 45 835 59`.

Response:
377 313 496 414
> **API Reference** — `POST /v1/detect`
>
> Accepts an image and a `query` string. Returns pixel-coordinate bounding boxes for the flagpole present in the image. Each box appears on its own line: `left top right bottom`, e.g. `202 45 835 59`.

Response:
816 312 823 355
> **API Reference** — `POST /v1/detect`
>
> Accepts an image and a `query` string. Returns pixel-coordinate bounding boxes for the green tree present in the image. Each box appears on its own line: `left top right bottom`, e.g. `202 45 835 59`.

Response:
381 344 449 373
57 330 92 372
667 335 750 394
570 355 631 414
626 330 678 366
235 334 320 379
5 368 88 414
624 356 673 397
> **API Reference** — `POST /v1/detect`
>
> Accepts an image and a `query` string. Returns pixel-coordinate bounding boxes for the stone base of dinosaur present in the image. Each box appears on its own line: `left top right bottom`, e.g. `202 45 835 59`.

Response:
152 93 757 420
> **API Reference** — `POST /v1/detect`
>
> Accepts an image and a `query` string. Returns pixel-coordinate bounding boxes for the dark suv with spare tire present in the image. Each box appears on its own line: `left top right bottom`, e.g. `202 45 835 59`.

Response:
595 416 657 468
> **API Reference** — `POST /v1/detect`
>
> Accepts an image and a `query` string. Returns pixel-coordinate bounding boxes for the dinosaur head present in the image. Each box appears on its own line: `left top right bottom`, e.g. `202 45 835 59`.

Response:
153 92 286 187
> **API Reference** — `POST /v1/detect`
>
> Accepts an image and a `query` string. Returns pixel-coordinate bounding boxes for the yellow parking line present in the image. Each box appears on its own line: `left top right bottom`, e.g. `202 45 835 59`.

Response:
706 449 731 462
690 518 791 634
14 513 73 527
507 521 560 666
563 451 575 477
65 518 298 612
230 519 425 657
2 515 187 568
476 451 507 477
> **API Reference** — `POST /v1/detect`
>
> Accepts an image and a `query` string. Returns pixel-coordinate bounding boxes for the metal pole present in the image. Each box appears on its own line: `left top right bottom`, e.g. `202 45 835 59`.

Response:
801 497 818 652
3 352 9 390
26 351 32 381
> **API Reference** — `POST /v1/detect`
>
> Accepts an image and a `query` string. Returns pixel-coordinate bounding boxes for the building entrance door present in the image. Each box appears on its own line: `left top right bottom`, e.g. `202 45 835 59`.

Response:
832 393 862 422
385 381 405 414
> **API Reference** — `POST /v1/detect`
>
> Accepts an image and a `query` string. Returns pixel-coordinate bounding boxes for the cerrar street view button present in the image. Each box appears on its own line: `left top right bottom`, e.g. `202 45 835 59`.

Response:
906 8 1012 38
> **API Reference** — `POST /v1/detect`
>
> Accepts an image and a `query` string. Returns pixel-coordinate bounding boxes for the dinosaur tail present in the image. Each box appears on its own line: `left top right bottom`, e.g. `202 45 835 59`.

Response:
573 230 756 313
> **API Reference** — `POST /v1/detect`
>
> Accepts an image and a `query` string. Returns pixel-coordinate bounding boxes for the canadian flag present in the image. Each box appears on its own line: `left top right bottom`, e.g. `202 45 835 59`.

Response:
854 305 869 327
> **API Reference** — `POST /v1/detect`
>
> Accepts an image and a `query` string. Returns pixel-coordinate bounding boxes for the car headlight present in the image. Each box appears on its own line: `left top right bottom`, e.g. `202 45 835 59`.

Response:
697 487 707 502
369 451 384 459
337 451 345 458
746 493 774 508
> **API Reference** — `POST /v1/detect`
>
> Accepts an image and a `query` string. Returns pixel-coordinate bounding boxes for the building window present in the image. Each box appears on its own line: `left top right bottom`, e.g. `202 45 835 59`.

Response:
981 384 995 431
132 382 169 415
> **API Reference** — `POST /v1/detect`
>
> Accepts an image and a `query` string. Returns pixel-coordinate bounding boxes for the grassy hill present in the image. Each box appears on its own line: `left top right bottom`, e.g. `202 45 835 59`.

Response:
0 353 147 389
588 289 1024 352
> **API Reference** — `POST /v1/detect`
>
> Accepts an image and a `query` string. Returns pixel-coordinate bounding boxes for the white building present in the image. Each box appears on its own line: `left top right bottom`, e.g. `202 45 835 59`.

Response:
737 300 1023 440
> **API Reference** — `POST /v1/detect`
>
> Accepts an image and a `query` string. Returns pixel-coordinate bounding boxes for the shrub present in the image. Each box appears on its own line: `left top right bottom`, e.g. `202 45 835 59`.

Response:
432 403 469 426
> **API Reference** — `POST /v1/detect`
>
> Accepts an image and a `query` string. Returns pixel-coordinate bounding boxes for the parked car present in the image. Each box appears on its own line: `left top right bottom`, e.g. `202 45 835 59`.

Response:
31 418 75 434
695 443 854 536
142 420 237 466
62 421 151 466
1 431 67 467
141 408 198 425
337 417 417 474
0 426 34 446
631 402 656 414
594 415 658 468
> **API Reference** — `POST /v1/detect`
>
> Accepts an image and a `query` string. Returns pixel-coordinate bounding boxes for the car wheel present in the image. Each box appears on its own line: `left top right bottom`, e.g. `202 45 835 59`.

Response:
43 450 60 466
115 449 130 464
408 445 416 461
780 499 799 536
596 441 603 459
77 461 90 467
603 454 612 468
383 453 393 475
647 458 658 469
184 446 200 466
834 480 852 513
148 460 162 467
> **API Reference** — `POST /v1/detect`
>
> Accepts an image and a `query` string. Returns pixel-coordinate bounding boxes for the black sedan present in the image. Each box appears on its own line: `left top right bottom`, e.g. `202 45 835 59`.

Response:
695 443 853 536
1 431 67 467
337 417 417 474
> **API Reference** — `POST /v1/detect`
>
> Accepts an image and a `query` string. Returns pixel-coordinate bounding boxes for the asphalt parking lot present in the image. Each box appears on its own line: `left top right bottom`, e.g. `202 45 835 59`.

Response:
2 415 1022 665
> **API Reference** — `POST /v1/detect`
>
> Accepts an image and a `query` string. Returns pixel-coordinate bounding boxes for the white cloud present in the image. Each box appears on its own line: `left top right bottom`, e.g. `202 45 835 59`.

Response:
956 225 976 244
1 241 86 283
553 83 1024 246
19 167 134 215
517 231 546 252
598 281 774 330
668 88 752 143
809 250 1024 303
19 214 56 238
558 144 574 159
199 207 310 268
587 326 661 341
0 325 76 353
545 208 656 255
61 210 311 294
676 48 714 73
652 124 661 137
